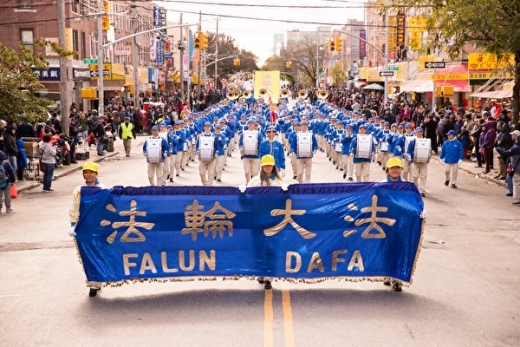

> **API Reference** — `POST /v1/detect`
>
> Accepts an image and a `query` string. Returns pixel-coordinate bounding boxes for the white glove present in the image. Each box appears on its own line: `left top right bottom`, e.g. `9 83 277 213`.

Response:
281 183 289 191
238 185 247 193
457 159 462 167
68 226 76 237
280 169 286 177
440 159 444 165
420 209 428 219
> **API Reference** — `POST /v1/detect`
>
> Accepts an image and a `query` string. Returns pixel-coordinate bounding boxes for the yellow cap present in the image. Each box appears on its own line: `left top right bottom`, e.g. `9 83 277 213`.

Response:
386 157 403 168
82 161 99 173
261 155 275 167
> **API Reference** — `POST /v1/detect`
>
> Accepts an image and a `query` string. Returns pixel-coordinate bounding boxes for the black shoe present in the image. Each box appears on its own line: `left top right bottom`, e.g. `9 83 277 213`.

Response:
264 280 272 290
513 202 520 205
378 161 381 166
181 168 185 171
213 176 216 180
445 180 449 186
169 178 173 182
348 177 353 181
98 153 105 156
293 175 297 179
258 277 265 284
498 177 506 180
167 174 170 180
383 281 391 286
393 282 402 292
506 193 513 196
482 170 490 174
339 168 343 171
493 175 500 179
451 184 458 188
89 288 98 297
343 173 347 179
126 154 130 157
421 192 426 197
217 178 221 182
70 161 78 164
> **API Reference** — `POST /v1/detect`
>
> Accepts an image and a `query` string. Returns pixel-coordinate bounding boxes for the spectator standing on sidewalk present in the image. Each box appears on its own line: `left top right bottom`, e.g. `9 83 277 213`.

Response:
440 130 463 189
479 123 495 174
496 130 520 205
495 122 513 180
0 150 16 213
93 116 106 156
38 134 56 192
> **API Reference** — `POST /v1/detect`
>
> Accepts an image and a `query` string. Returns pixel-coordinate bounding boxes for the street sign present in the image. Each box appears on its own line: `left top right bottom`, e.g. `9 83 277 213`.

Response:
424 61 446 69
83 58 97 64
388 65 399 71
379 70 395 77
90 70 109 77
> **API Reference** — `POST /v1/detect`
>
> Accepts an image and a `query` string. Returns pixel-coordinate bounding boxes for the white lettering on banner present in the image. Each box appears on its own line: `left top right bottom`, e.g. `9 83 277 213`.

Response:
115 45 131 56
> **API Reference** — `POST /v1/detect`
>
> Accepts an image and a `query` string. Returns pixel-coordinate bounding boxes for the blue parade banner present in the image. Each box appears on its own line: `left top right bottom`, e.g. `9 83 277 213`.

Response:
75 183 425 286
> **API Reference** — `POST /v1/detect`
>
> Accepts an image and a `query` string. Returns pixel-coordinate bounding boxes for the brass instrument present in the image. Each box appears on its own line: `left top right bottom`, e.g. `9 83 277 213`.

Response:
227 89 240 100
242 90 251 98
259 88 268 97
317 90 329 100
280 89 291 98
298 90 308 99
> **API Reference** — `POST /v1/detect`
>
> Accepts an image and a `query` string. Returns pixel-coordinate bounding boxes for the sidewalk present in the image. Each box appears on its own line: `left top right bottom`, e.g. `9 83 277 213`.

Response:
16 150 120 193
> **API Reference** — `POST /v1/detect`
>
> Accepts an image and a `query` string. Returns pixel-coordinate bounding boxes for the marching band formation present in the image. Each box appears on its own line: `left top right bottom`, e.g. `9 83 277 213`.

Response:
141 91 433 195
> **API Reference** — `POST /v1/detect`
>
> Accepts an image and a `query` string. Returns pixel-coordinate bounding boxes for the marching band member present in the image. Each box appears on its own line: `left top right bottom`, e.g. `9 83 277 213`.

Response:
379 121 394 171
259 124 286 175
172 121 187 178
287 121 301 179
291 121 318 183
350 124 376 182
341 123 355 181
142 125 169 186
406 127 432 197
239 118 263 184
197 122 223 186
213 124 228 182
166 125 179 183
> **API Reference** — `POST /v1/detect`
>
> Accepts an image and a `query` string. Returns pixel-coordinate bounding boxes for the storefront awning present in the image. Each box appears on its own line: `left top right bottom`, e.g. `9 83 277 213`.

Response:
471 90 512 99
354 80 367 88
400 80 433 93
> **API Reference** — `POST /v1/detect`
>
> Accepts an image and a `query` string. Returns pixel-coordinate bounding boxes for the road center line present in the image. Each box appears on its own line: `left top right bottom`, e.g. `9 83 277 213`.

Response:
282 288 295 347
264 288 274 347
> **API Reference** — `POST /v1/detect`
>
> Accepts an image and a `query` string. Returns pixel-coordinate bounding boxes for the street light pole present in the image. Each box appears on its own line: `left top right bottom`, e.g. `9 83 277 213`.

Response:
97 0 104 115
316 32 320 88
384 12 389 105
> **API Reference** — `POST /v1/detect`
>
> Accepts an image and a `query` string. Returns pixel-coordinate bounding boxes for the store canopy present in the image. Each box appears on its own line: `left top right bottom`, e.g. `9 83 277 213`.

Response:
363 83 384 90
471 90 513 99
400 80 433 93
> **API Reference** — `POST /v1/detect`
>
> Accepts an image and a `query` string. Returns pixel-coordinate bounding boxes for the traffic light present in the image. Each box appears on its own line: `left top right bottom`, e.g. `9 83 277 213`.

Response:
200 32 209 50
194 31 201 49
172 71 180 83
328 36 336 52
336 37 343 52
286 61 292 68
233 58 240 66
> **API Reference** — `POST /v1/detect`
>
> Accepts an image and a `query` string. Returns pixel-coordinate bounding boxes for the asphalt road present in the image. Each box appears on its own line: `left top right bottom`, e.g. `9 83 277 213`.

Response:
1 136 519 347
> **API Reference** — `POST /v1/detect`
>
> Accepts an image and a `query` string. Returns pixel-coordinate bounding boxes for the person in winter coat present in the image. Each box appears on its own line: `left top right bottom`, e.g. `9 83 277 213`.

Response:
495 122 513 179
440 130 464 189
496 130 520 205
479 123 495 174
0 150 16 212
4 125 18 173
16 137 27 181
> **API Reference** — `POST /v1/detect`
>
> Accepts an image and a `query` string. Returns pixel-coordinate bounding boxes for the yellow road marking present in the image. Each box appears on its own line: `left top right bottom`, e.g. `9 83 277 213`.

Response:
282 288 295 347
264 288 274 347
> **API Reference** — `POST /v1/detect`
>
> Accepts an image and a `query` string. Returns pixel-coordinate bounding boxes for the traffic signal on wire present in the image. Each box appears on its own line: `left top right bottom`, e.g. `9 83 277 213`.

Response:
233 58 240 66
200 32 209 50
286 61 292 68
194 31 201 49
329 36 336 52
336 37 343 52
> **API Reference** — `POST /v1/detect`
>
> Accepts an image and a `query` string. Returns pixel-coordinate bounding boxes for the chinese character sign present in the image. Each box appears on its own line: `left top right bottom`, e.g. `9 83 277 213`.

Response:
75 183 425 285
253 70 280 102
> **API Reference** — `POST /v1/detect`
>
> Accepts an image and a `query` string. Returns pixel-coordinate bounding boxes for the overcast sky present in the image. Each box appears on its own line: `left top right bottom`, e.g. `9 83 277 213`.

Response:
159 0 367 66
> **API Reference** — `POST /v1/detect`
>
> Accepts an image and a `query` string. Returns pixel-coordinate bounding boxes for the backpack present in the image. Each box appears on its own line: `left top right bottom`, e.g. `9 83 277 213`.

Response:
0 161 7 189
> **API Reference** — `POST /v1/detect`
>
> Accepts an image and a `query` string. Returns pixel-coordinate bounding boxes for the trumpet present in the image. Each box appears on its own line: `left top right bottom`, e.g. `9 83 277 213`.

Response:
298 90 308 99
280 89 291 98
317 90 329 100
242 90 251 98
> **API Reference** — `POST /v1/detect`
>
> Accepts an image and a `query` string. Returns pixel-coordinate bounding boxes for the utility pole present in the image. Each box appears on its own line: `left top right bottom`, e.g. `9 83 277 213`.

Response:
384 12 389 105
197 11 202 95
57 0 71 135
215 17 219 87
179 13 184 97
97 0 105 115
132 6 139 109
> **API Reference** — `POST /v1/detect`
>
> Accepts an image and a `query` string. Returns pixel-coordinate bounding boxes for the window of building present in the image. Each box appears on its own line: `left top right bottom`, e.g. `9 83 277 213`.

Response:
81 32 87 60
72 0 80 14
73 29 79 59
17 0 32 9
20 29 34 52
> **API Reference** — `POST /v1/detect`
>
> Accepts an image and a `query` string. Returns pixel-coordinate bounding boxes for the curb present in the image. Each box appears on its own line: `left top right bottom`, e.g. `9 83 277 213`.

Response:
18 152 120 193
433 156 506 188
